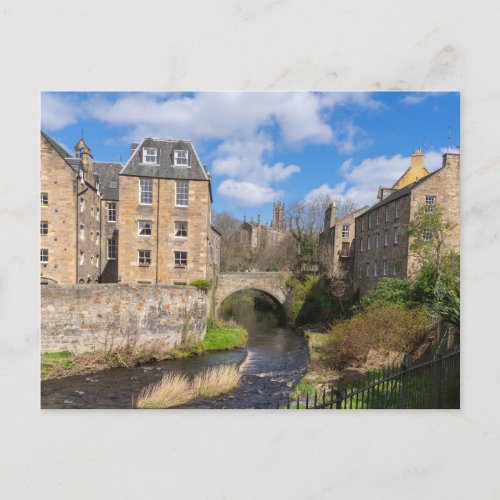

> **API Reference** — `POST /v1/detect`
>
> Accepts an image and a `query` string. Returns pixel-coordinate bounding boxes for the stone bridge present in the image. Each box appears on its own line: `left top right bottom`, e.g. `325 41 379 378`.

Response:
214 272 291 317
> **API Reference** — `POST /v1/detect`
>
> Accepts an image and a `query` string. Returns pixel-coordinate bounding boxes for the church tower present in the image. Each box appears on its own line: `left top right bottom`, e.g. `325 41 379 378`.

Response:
271 201 285 231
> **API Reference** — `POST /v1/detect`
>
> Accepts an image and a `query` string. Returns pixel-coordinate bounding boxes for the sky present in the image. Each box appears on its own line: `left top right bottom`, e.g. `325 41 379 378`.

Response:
41 91 460 224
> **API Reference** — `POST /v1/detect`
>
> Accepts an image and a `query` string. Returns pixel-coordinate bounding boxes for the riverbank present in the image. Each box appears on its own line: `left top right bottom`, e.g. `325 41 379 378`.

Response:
41 320 248 381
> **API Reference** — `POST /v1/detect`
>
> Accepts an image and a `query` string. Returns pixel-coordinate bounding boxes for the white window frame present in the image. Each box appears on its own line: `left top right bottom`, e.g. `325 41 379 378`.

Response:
360 238 364 252
174 221 188 238
41 192 48 207
374 261 378 277
366 263 370 278
80 197 86 213
107 202 117 222
385 206 390 222
79 224 85 241
342 224 349 238
175 180 189 207
174 251 188 268
138 250 151 267
395 200 400 219
376 232 380 248
40 249 48 263
368 213 372 229
383 260 388 276
96 255 100 268
361 218 364 231
79 251 85 266
138 220 152 236
174 149 189 167
393 262 398 276
96 207 100 221
139 178 153 205
107 239 116 260
394 225 399 245
143 147 158 164
384 229 388 247
367 235 371 250
358 265 362 279
40 221 48 236
425 195 436 213
376 209 380 225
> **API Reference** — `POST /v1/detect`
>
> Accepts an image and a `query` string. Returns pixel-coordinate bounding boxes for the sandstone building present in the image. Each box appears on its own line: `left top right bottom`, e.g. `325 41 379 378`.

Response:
41 133 219 286
239 201 287 251
318 203 369 290
353 149 460 298
118 138 219 285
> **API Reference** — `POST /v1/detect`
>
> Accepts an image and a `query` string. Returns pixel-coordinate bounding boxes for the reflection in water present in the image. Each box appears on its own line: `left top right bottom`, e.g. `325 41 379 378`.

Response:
41 290 308 409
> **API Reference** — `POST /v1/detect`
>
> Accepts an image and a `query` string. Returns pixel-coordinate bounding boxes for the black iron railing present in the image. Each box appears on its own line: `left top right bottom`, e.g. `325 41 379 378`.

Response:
278 348 460 409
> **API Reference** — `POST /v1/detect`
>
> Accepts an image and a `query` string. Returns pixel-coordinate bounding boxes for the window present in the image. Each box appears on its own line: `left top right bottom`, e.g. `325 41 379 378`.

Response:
376 209 380 225
79 251 85 266
385 206 390 222
40 249 48 263
175 180 189 207
174 150 189 166
174 251 187 267
374 261 378 277
393 262 398 276
107 239 116 260
107 202 117 222
367 235 371 250
138 250 151 266
96 255 100 268
174 221 188 238
40 221 48 236
341 242 350 256
96 232 100 245
143 147 157 164
361 218 364 231
96 208 100 221
376 232 380 248
41 192 48 207
423 227 433 241
342 224 349 238
358 265 362 279
80 197 86 213
394 226 399 245
138 220 152 236
366 263 370 277
109 181 117 189
395 200 400 219
79 225 85 241
384 229 388 247
360 238 364 252
425 195 436 213
139 179 153 205
383 260 388 276
368 213 372 229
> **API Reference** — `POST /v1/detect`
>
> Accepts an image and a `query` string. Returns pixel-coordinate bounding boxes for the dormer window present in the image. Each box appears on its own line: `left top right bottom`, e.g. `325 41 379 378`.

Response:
174 150 188 167
143 147 158 164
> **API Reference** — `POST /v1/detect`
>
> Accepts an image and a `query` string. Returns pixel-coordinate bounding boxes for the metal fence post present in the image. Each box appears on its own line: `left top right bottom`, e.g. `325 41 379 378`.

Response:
336 379 344 409
398 354 409 409
433 353 443 409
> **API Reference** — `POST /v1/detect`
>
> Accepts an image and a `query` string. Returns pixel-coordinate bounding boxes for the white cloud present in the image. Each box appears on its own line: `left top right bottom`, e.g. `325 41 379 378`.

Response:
217 180 283 207
305 147 460 207
41 94 79 130
400 92 448 105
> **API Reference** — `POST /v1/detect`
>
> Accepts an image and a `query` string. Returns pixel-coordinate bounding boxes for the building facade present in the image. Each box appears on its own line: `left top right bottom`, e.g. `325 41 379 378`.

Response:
40 132 103 284
353 151 460 298
118 138 218 285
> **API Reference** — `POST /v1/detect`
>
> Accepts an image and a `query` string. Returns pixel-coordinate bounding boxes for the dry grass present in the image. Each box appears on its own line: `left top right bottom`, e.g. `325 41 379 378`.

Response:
136 373 194 409
135 364 242 408
192 364 242 397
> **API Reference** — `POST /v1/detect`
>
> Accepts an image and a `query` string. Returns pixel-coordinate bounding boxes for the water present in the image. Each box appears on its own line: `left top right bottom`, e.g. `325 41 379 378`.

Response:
41 303 308 409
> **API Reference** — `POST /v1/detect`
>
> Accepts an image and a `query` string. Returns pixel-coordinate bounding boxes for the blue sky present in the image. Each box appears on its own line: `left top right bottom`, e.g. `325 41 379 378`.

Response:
41 91 459 223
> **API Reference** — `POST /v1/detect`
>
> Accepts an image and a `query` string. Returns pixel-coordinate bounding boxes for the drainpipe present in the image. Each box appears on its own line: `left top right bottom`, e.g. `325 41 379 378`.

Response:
156 178 160 284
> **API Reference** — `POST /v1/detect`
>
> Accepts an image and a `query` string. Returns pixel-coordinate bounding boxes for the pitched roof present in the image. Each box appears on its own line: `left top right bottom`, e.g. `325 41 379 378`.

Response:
120 138 209 181
41 130 80 172
93 162 122 200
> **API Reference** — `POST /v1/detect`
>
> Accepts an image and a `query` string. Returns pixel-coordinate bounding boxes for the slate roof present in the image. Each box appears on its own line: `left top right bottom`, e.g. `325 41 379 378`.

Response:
356 167 443 218
120 138 209 181
93 162 122 200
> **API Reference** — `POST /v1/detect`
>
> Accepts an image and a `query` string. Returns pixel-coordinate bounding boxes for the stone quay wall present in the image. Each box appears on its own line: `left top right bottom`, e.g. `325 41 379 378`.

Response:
41 284 208 353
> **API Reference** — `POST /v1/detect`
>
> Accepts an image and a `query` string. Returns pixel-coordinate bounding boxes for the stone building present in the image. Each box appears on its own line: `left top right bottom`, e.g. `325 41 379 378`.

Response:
92 161 122 283
40 132 103 284
118 138 219 285
353 150 460 298
239 201 287 251
318 203 369 285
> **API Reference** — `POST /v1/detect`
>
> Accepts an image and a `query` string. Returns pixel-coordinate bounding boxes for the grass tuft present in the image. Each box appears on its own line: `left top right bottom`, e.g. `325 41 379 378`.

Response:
136 373 194 409
192 364 242 397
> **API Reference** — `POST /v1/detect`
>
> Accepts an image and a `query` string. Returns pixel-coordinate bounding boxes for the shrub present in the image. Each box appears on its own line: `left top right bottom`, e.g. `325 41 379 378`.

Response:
324 305 434 371
192 364 241 397
188 279 211 291
360 278 411 310
136 372 194 409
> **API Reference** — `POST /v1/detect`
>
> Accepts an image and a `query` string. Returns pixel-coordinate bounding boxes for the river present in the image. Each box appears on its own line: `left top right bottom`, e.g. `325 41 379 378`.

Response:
41 295 308 409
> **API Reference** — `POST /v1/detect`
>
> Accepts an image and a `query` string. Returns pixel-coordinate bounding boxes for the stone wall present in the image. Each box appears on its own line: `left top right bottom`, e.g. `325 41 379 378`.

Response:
41 284 208 353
